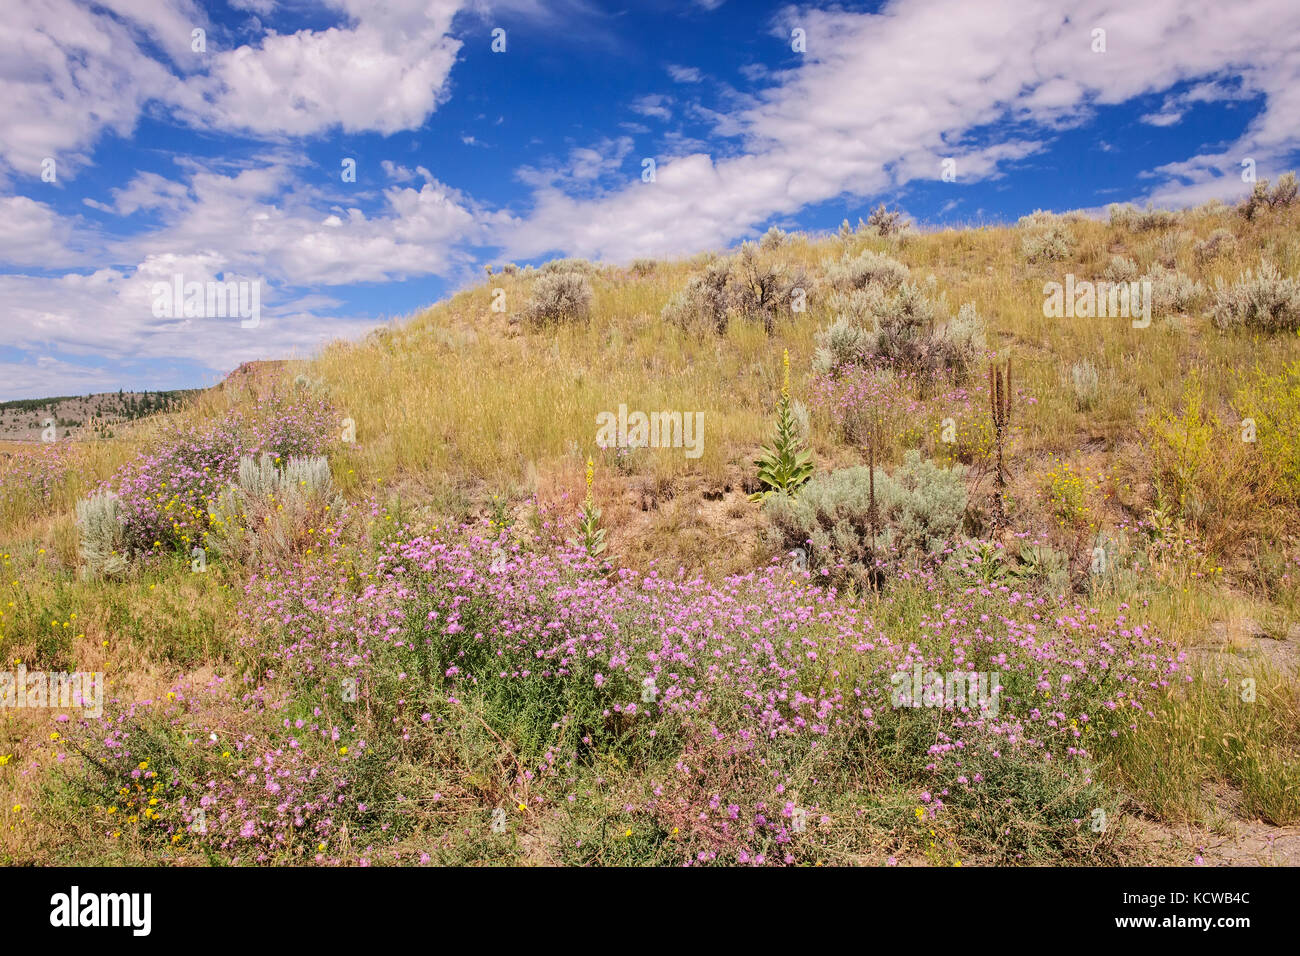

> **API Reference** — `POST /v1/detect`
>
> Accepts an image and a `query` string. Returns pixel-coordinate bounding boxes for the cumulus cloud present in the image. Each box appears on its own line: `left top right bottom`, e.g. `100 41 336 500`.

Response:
0 0 193 177
0 196 100 268
0 0 468 180
187 0 466 136
1 157 485 385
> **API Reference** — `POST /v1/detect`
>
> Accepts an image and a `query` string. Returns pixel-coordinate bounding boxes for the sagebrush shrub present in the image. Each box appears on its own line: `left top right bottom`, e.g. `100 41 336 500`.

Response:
1192 228 1237 265
729 242 807 333
541 257 598 273
1108 203 1177 231
661 257 732 333
1211 260 1300 333
1135 205 1178 232
870 284 983 380
1241 172 1298 220
664 244 804 335
1069 359 1100 411
1156 231 1184 268
207 454 340 567
765 449 967 588
525 271 593 326
812 313 872 376
1142 264 1204 315
866 203 909 237
823 249 909 291
1108 204 1136 229
760 226 787 250
1021 223 1073 263
1017 209 1084 228
813 284 983 381
76 490 128 577
1103 255 1139 283
943 303 987 379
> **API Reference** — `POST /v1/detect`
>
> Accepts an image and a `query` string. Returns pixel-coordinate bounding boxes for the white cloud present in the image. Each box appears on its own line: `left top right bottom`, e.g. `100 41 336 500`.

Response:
1141 111 1184 127
0 196 99 268
0 157 484 383
0 0 468 180
667 65 703 83
188 1 467 136
630 94 673 121
0 0 192 177
499 0 1300 262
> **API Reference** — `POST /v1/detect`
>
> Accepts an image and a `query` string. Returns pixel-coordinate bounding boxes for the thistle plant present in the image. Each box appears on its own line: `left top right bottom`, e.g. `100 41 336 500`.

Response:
750 349 815 503
574 456 606 558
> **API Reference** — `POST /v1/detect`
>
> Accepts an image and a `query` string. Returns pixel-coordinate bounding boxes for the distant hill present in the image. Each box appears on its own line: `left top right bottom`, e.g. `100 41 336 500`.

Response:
0 389 202 441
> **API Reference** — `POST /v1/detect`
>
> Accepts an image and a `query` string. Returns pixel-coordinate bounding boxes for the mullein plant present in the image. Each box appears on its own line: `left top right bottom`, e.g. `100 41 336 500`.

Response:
574 456 607 558
989 355 1012 528
750 349 815 503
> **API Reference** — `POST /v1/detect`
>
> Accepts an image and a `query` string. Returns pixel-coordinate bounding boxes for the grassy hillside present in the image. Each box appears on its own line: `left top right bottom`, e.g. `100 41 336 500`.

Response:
2 189 1298 866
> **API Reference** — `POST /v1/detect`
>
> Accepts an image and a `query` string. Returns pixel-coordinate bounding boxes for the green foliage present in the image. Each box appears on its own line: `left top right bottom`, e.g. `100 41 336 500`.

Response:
574 498 606 559
1235 360 1300 503
750 392 814 503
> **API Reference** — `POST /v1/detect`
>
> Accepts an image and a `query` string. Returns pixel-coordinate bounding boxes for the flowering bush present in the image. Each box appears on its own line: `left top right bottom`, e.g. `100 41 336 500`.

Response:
58 517 1181 865
106 396 337 558
0 441 74 525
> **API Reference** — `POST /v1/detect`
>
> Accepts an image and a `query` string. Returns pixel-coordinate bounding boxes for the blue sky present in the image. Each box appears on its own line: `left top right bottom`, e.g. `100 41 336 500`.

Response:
2 0 1297 400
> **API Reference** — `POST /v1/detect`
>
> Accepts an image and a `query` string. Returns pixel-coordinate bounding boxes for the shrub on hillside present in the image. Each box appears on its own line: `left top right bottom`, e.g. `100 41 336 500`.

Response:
525 271 593 326
1211 260 1300 333
823 249 910 291
760 225 788 250
1069 359 1100 411
1021 223 1074 263
812 313 872 376
1240 172 1299 220
765 449 968 588
1103 255 1139 284
663 244 805 335
1192 228 1237 265
866 202 910 237
1142 264 1205 315
662 257 733 334
1155 231 1184 268
1135 205 1178 232
813 284 984 381
1017 209 1085 228
729 242 808 333
1109 203 1178 231
541 257 599 274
